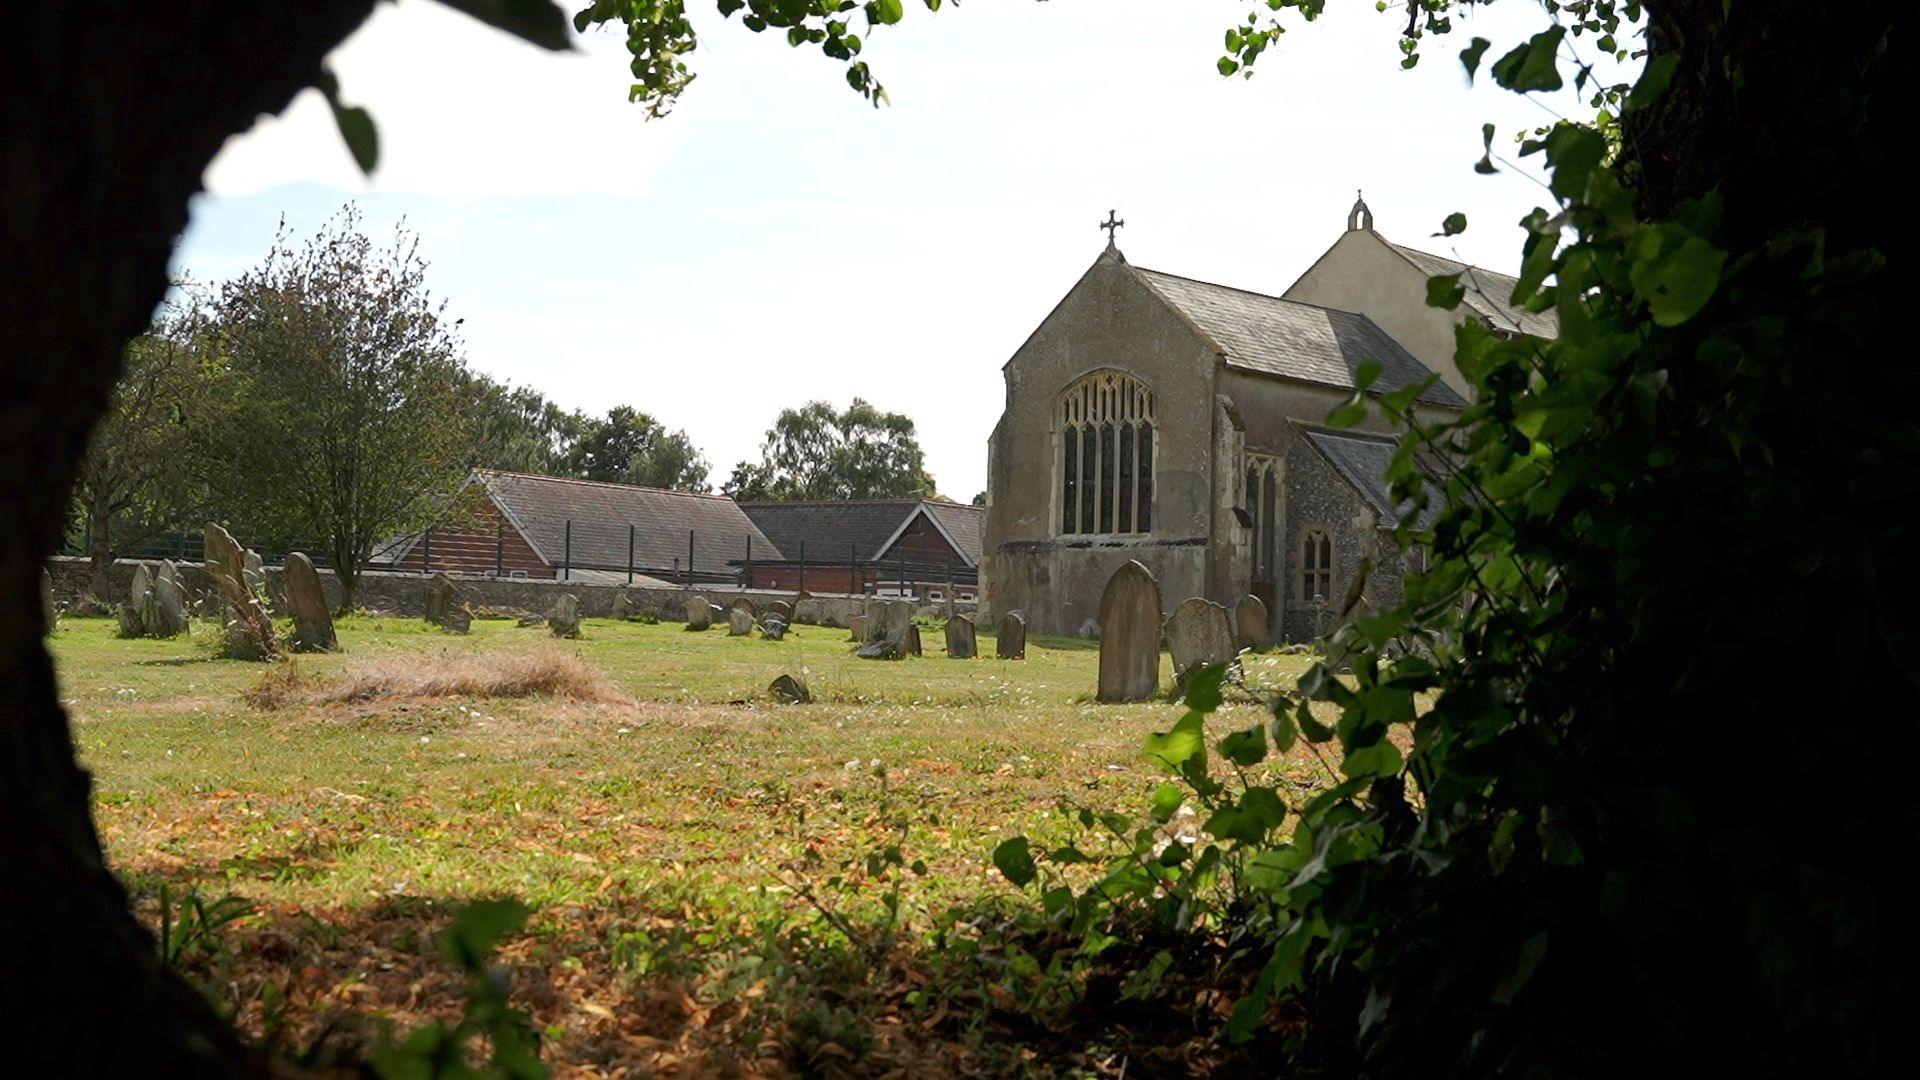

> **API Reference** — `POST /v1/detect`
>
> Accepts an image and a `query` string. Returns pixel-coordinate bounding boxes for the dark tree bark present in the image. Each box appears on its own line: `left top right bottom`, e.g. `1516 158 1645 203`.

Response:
1 3 374 1071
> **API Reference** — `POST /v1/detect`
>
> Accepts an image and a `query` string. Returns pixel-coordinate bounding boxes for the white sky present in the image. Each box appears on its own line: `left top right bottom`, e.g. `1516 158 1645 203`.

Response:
177 0 1624 500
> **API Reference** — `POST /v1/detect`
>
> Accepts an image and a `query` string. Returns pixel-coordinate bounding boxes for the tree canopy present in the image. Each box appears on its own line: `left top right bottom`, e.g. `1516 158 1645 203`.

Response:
723 398 935 501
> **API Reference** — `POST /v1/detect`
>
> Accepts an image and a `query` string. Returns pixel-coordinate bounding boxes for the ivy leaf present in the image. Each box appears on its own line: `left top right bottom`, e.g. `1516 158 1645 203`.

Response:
1460 37 1491 83
1296 700 1335 744
1144 710 1207 772
1270 702 1299 752
1491 26 1565 92
435 0 572 51
1492 932 1552 1003
1439 212 1468 237
1475 123 1499 174
1629 226 1728 327
1341 739 1403 780
1149 781 1185 822
441 899 529 970
1204 787 1286 844
1426 273 1466 310
992 836 1037 887
865 0 904 26
316 68 379 175
1627 53 1681 112
1184 662 1229 714
1220 723 1268 767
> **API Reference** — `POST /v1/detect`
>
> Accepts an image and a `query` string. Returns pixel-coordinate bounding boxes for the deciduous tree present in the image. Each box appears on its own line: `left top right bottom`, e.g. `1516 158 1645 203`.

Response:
723 398 934 501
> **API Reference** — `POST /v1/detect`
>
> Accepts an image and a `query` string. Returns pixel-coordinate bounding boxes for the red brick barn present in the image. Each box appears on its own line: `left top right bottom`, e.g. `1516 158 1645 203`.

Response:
737 499 983 601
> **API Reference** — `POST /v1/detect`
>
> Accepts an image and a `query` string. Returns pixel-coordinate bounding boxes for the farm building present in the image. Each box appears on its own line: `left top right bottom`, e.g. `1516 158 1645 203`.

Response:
737 499 983 601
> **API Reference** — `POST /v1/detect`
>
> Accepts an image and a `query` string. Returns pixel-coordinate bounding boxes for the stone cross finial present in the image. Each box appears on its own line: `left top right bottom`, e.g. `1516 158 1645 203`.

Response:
1100 209 1125 245
1347 190 1374 232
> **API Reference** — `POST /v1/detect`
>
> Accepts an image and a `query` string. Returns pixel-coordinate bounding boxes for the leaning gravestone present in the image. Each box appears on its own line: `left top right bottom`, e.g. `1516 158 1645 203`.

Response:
905 622 923 657
425 573 460 626
443 603 473 634
610 592 635 620
848 614 867 642
762 616 788 641
728 606 754 636
1233 594 1270 652
766 600 794 625
1097 560 1162 702
684 594 711 630
548 594 582 639
151 561 188 637
117 564 153 638
730 597 757 620
945 616 977 659
1166 597 1236 686
284 552 338 652
204 523 279 660
996 612 1028 660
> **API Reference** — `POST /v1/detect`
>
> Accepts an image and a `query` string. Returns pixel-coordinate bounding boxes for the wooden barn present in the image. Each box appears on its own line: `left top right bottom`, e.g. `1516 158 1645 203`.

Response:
736 499 983 601
372 470 784 585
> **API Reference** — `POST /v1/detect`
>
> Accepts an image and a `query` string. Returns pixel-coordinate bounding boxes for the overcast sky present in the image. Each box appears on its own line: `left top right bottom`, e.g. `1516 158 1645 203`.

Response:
176 0 1622 500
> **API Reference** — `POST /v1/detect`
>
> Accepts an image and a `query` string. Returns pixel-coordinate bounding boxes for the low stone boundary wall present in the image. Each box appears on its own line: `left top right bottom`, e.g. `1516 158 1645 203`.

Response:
46 556 972 629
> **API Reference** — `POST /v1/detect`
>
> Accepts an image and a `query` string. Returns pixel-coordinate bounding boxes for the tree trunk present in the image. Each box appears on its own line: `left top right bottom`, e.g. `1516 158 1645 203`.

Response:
1 3 375 1072
88 496 114 602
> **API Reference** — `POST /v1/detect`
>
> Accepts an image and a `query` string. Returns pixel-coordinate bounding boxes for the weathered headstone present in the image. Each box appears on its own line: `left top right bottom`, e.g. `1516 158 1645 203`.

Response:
151 561 188 637
996 611 1028 660
1166 597 1236 686
768 673 810 704
727 606 754 636
854 637 902 660
766 600 794 625
944 616 977 659
610 592 635 620
684 594 711 630
730 597 757 620
443 603 473 634
1233 594 1270 652
204 523 279 659
849 614 867 642
794 598 823 625
905 622 923 657
548 593 582 639
425 573 460 626
284 552 338 652
41 567 56 635
1097 560 1161 703
761 616 788 641
118 564 153 638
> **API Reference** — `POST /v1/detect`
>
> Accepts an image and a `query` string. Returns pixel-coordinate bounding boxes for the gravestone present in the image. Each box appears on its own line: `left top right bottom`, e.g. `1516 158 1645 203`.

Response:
854 637 902 660
1166 597 1236 686
905 622 922 657
768 673 810 704
848 614 867 642
730 597 757 620
151 561 188 637
443 603 473 634
728 606 754 636
1097 560 1161 703
610 592 635 620
945 616 977 659
1233 594 1270 652
996 612 1027 660
204 523 279 659
283 552 338 652
118 564 153 638
761 616 787 641
793 598 823 625
425 573 460 626
684 594 711 630
41 567 56 635
766 600 794 625
548 594 581 639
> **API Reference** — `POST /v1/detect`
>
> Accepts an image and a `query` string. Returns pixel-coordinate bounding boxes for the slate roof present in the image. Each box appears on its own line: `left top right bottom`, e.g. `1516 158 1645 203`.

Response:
740 499 984 566
1132 266 1467 409
1386 242 1561 340
1298 427 1445 530
478 471 783 575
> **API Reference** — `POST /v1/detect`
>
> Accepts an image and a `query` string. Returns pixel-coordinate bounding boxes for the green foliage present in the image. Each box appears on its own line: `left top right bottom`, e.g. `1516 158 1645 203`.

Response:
563 405 710 491
155 882 253 972
722 397 936 500
373 900 547 1080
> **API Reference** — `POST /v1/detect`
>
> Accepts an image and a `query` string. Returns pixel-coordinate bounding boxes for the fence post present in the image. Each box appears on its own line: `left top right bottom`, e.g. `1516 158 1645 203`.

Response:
898 547 907 600
563 519 572 581
798 540 806 596
687 530 695 587
744 534 752 590
627 524 635 586
494 517 503 577
422 528 432 574
849 542 857 596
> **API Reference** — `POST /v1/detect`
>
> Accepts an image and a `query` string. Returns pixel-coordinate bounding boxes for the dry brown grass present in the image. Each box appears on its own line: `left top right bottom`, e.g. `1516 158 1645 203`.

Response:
243 647 628 709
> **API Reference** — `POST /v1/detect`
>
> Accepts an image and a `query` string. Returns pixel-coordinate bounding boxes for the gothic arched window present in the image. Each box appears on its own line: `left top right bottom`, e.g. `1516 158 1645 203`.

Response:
1058 371 1154 535
1299 527 1335 604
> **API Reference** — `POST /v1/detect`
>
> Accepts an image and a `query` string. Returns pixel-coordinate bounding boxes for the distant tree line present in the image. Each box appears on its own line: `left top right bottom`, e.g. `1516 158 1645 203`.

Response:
71 207 938 606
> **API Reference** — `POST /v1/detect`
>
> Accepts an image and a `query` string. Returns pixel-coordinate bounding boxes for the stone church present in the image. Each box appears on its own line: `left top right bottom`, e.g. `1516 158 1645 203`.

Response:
981 198 1556 640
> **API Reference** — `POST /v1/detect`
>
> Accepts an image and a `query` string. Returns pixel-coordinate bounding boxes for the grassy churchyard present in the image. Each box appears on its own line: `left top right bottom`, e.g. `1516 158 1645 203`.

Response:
56 612 1328 1076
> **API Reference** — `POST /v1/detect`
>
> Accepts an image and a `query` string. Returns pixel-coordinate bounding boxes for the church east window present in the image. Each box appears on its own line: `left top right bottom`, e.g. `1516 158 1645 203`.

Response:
1299 527 1335 604
1057 371 1154 535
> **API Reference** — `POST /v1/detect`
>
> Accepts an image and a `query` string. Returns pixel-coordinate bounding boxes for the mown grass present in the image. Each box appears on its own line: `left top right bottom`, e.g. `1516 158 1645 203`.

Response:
54 613 1328 1075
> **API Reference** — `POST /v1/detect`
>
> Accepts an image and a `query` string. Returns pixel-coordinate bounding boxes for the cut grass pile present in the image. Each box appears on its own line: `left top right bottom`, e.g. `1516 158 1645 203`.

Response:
244 646 629 709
